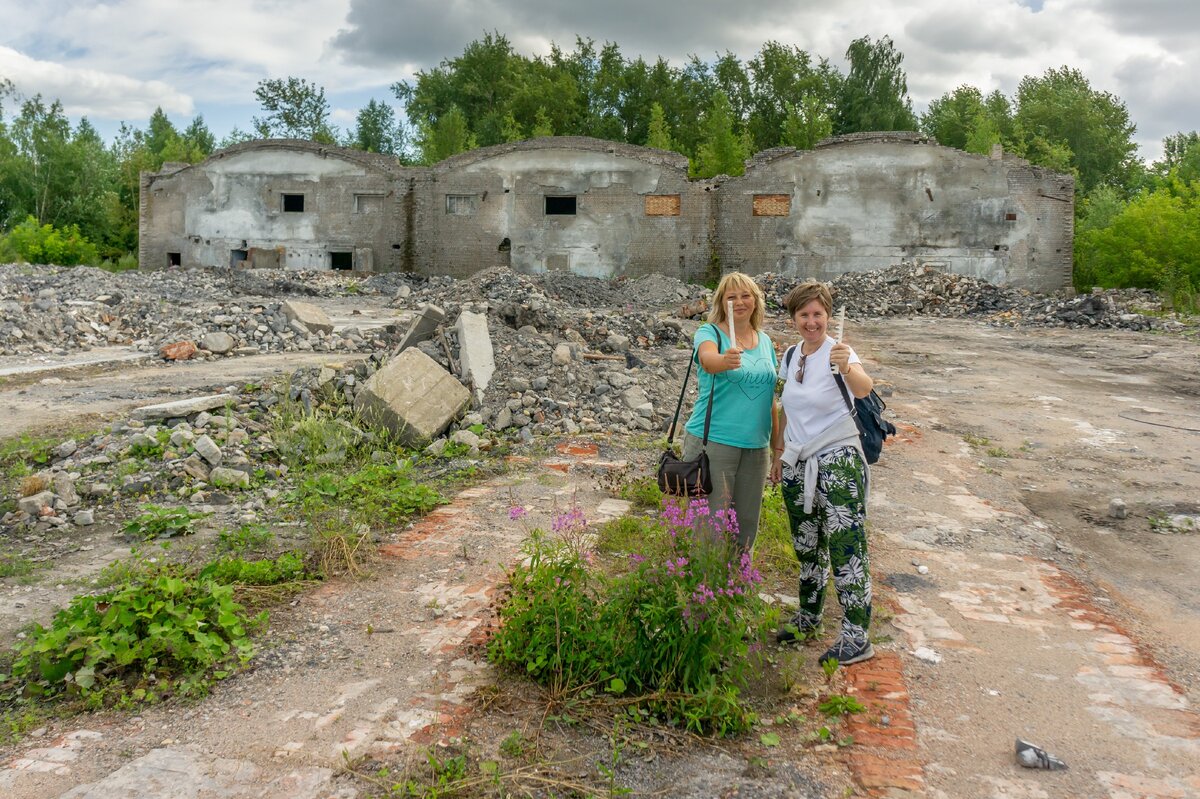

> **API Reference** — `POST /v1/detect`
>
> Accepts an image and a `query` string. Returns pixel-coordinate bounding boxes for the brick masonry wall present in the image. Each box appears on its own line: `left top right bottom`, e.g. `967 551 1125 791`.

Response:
142 138 1071 290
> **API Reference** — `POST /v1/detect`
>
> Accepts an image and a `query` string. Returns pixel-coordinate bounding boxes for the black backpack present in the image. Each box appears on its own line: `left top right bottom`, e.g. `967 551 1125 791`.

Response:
784 346 897 464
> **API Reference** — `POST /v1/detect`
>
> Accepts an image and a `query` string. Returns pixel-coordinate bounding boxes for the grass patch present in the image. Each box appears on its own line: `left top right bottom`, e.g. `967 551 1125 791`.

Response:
216 523 274 555
617 475 662 510
962 433 991 447
289 462 445 528
0 554 38 580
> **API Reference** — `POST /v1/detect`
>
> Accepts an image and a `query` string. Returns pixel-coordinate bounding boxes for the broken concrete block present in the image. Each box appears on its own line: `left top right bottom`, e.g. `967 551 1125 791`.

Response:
193 435 222 467
132 394 235 421
182 455 210 481
455 310 495 394
282 300 333 335
552 343 573 365
51 474 80 507
74 509 95 526
159 340 197 360
354 347 470 447
201 331 236 354
54 439 78 460
18 491 55 516
397 304 445 353
209 467 250 490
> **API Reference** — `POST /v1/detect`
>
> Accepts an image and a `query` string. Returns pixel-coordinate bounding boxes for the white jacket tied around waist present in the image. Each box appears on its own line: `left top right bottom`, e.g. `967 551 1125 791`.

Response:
780 415 867 514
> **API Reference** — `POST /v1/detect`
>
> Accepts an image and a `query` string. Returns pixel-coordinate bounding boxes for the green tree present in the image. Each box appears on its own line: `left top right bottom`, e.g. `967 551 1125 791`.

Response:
529 108 554 138
252 77 337 142
746 41 841 153
834 35 917 134
182 116 215 157
1074 182 1200 303
645 102 674 151
417 105 476 164
1155 131 1200 184
499 110 524 142
922 85 987 150
350 99 406 155
692 91 749 177
1013 66 1137 193
782 96 832 150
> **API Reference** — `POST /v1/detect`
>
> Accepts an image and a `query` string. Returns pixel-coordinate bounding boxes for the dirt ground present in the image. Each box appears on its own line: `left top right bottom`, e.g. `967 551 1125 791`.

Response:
2 312 1199 798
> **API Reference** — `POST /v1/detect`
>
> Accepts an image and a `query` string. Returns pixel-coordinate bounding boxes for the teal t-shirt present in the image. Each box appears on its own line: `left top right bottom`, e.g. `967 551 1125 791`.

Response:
684 324 778 449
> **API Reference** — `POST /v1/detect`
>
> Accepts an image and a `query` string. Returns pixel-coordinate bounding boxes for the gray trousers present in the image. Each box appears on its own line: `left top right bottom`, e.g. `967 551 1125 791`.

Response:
681 432 770 551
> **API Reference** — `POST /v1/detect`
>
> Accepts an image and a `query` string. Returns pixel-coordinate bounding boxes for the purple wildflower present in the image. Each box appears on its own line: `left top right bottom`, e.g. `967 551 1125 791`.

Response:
508 506 528 521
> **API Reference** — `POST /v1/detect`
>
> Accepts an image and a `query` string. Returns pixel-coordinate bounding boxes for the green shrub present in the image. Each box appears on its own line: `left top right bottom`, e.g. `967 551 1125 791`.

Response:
489 500 771 734
617 476 663 510
0 216 99 266
5 574 262 704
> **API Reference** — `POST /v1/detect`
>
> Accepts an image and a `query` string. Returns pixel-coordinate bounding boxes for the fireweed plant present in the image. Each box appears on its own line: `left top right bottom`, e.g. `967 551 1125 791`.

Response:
489 499 773 734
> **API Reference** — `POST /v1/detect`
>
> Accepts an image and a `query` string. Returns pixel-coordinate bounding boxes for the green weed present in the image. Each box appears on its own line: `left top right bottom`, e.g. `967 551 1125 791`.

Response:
819 694 867 717
4 572 263 706
617 476 662 510
216 523 274 554
123 505 210 540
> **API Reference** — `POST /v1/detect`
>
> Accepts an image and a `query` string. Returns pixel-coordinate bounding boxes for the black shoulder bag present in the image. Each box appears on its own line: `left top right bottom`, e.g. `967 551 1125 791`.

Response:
657 325 719 496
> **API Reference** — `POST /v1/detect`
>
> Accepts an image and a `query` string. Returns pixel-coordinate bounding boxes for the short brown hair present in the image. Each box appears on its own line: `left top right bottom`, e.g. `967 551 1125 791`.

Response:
709 272 766 331
784 280 833 318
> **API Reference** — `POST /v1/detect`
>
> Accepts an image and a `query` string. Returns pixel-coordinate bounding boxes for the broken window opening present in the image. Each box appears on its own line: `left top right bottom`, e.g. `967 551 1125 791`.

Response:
282 194 305 213
1005 212 1017 221
354 194 384 214
329 251 353 271
498 237 512 252
545 196 577 215
230 249 248 267
445 194 477 215
167 252 181 267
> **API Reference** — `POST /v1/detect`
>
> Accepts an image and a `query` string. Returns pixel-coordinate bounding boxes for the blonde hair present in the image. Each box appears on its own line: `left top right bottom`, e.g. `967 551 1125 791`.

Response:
784 280 833 318
709 272 765 331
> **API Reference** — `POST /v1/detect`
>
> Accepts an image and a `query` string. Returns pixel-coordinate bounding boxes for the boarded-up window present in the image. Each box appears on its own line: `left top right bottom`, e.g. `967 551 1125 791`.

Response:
354 194 384 214
445 194 477 215
546 253 570 272
753 194 791 217
645 194 681 216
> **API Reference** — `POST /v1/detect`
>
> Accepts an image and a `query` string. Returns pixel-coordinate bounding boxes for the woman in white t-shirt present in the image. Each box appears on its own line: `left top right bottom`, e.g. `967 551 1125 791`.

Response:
768 280 876 667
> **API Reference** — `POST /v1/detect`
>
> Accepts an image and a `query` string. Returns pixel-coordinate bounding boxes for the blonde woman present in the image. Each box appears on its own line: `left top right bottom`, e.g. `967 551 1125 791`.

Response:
681 272 779 550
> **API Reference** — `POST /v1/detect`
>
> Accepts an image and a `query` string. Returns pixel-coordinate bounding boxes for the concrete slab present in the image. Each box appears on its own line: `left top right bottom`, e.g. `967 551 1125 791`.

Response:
131 394 235 421
455 310 495 396
281 301 333 335
354 347 470 447
397 304 445 353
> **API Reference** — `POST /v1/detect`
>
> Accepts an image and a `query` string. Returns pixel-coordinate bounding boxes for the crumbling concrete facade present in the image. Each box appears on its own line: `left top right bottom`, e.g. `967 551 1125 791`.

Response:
141 132 1074 291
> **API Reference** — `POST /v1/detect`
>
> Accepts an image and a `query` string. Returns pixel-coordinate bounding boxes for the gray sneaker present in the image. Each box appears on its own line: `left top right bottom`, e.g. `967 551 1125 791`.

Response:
819 635 875 666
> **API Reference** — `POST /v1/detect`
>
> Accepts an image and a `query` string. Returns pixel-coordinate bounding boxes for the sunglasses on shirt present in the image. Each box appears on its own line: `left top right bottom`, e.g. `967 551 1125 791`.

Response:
794 352 808 383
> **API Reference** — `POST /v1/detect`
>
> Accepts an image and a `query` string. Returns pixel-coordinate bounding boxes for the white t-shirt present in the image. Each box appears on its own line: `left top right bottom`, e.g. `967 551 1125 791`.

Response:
777 337 861 444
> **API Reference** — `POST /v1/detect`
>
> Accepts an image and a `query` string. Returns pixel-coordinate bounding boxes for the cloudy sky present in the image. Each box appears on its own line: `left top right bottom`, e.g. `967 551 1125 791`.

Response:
1 0 1196 161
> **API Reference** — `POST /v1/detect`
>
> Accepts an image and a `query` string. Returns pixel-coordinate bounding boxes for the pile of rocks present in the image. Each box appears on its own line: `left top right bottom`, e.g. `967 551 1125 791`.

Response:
0 265 398 357
4 392 287 532
758 264 1180 332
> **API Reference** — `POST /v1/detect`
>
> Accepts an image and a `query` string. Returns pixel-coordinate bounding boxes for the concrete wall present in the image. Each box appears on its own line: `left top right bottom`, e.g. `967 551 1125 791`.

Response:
715 133 1074 292
413 137 709 280
140 140 411 273
140 134 1073 290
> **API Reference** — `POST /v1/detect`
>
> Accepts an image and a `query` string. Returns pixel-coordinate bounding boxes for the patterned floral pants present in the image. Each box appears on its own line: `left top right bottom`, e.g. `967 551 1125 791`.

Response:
780 445 872 642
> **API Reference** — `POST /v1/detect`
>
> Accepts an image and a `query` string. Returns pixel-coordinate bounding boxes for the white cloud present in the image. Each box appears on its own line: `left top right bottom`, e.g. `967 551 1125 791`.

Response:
1 0 1195 160
0 45 192 119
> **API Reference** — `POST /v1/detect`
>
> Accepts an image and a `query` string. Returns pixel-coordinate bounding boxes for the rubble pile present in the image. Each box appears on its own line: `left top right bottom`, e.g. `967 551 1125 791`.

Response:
0 265 397 357
3 390 288 532
758 264 1178 332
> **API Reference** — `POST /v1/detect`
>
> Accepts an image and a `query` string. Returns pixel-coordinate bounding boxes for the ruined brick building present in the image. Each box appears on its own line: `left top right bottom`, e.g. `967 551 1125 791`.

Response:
140 132 1074 292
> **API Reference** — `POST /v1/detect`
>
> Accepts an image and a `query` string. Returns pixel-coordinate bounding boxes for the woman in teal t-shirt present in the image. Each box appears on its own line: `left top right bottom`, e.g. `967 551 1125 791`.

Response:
681 271 779 550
